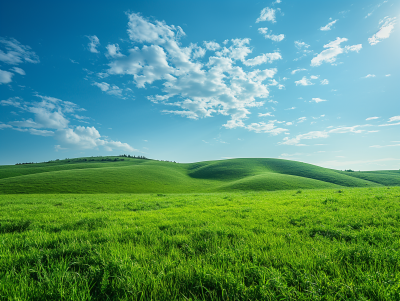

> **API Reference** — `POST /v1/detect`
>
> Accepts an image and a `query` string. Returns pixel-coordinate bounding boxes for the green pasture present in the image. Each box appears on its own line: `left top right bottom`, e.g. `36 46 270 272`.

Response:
1 157 399 194
1 187 400 300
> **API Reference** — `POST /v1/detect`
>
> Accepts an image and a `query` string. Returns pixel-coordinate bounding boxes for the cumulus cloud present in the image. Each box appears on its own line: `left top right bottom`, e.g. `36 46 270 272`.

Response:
389 116 400 122
320 20 338 31
106 43 124 58
101 13 285 130
368 17 396 45
295 76 319 86
256 7 277 23
55 126 135 151
0 37 39 65
311 37 362 67
203 41 220 51
0 69 13 84
0 94 135 151
320 79 329 85
87 35 100 53
258 28 285 42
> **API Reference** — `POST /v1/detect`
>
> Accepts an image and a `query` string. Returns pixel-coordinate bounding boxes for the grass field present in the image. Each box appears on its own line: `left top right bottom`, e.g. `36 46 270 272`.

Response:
1 157 400 299
1 156 399 194
1 187 400 300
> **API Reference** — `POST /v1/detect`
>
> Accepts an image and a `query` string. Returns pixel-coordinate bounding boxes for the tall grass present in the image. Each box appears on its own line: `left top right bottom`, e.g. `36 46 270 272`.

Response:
1 187 400 300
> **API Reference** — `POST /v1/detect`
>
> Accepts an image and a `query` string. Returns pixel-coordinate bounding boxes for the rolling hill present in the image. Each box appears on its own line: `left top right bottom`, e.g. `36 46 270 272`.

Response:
0 156 399 194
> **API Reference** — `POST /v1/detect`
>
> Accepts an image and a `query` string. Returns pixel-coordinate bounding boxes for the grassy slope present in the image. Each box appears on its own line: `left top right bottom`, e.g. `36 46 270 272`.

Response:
1 187 400 300
0 157 398 194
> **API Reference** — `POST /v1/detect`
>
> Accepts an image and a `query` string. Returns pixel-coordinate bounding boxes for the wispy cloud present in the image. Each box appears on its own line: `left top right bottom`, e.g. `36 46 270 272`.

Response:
311 37 362 67
320 19 338 31
363 74 376 78
87 35 100 53
291 68 307 75
368 17 396 46
366 117 379 121
311 98 327 103
365 0 388 18
0 37 40 65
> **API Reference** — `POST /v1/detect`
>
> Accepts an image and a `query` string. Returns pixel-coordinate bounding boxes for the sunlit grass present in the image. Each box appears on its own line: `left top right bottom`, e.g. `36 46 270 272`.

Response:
1 187 400 300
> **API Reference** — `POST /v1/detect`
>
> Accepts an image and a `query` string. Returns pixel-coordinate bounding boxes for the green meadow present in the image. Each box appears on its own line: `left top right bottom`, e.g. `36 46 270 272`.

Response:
1 156 399 194
1 157 400 300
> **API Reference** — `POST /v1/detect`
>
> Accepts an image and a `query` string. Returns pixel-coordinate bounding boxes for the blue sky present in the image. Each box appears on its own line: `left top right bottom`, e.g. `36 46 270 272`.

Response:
0 0 399 170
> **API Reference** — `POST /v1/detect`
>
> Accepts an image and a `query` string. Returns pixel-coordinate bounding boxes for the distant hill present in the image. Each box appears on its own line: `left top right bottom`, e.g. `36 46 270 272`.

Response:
0 156 399 194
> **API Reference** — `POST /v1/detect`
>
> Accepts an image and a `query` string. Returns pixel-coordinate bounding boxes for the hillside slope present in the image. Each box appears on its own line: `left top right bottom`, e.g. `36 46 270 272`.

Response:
0 156 397 194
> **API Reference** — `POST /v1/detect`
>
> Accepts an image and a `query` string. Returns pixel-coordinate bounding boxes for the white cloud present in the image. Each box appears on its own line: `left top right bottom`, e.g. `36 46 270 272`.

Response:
258 112 274 117
297 117 307 123
291 68 307 75
295 41 310 50
258 28 285 42
370 143 400 148
203 41 220 51
92 81 110 92
246 121 287 135
100 13 289 132
311 97 327 103
368 17 396 45
0 37 39 65
363 74 376 78
243 52 282 66
256 7 277 23
295 76 319 86
389 116 400 122
191 44 206 59
0 69 13 84
55 126 135 151
106 43 124 58
365 1 388 18
281 124 372 146
281 131 329 145
11 67 25 75
92 82 124 98
320 20 338 31
0 97 22 107
385 74 391 77
294 41 312 61
344 44 362 52
320 79 329 85
311 37 362 67
87 35 100 53
366 117 379 121
0 94 135 151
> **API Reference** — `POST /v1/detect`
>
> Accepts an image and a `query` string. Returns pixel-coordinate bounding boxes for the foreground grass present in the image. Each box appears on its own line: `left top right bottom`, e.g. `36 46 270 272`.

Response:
1 187 400 300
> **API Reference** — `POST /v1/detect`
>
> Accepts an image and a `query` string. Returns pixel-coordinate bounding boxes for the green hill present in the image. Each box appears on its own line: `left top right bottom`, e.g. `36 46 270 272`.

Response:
0 156 398 194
